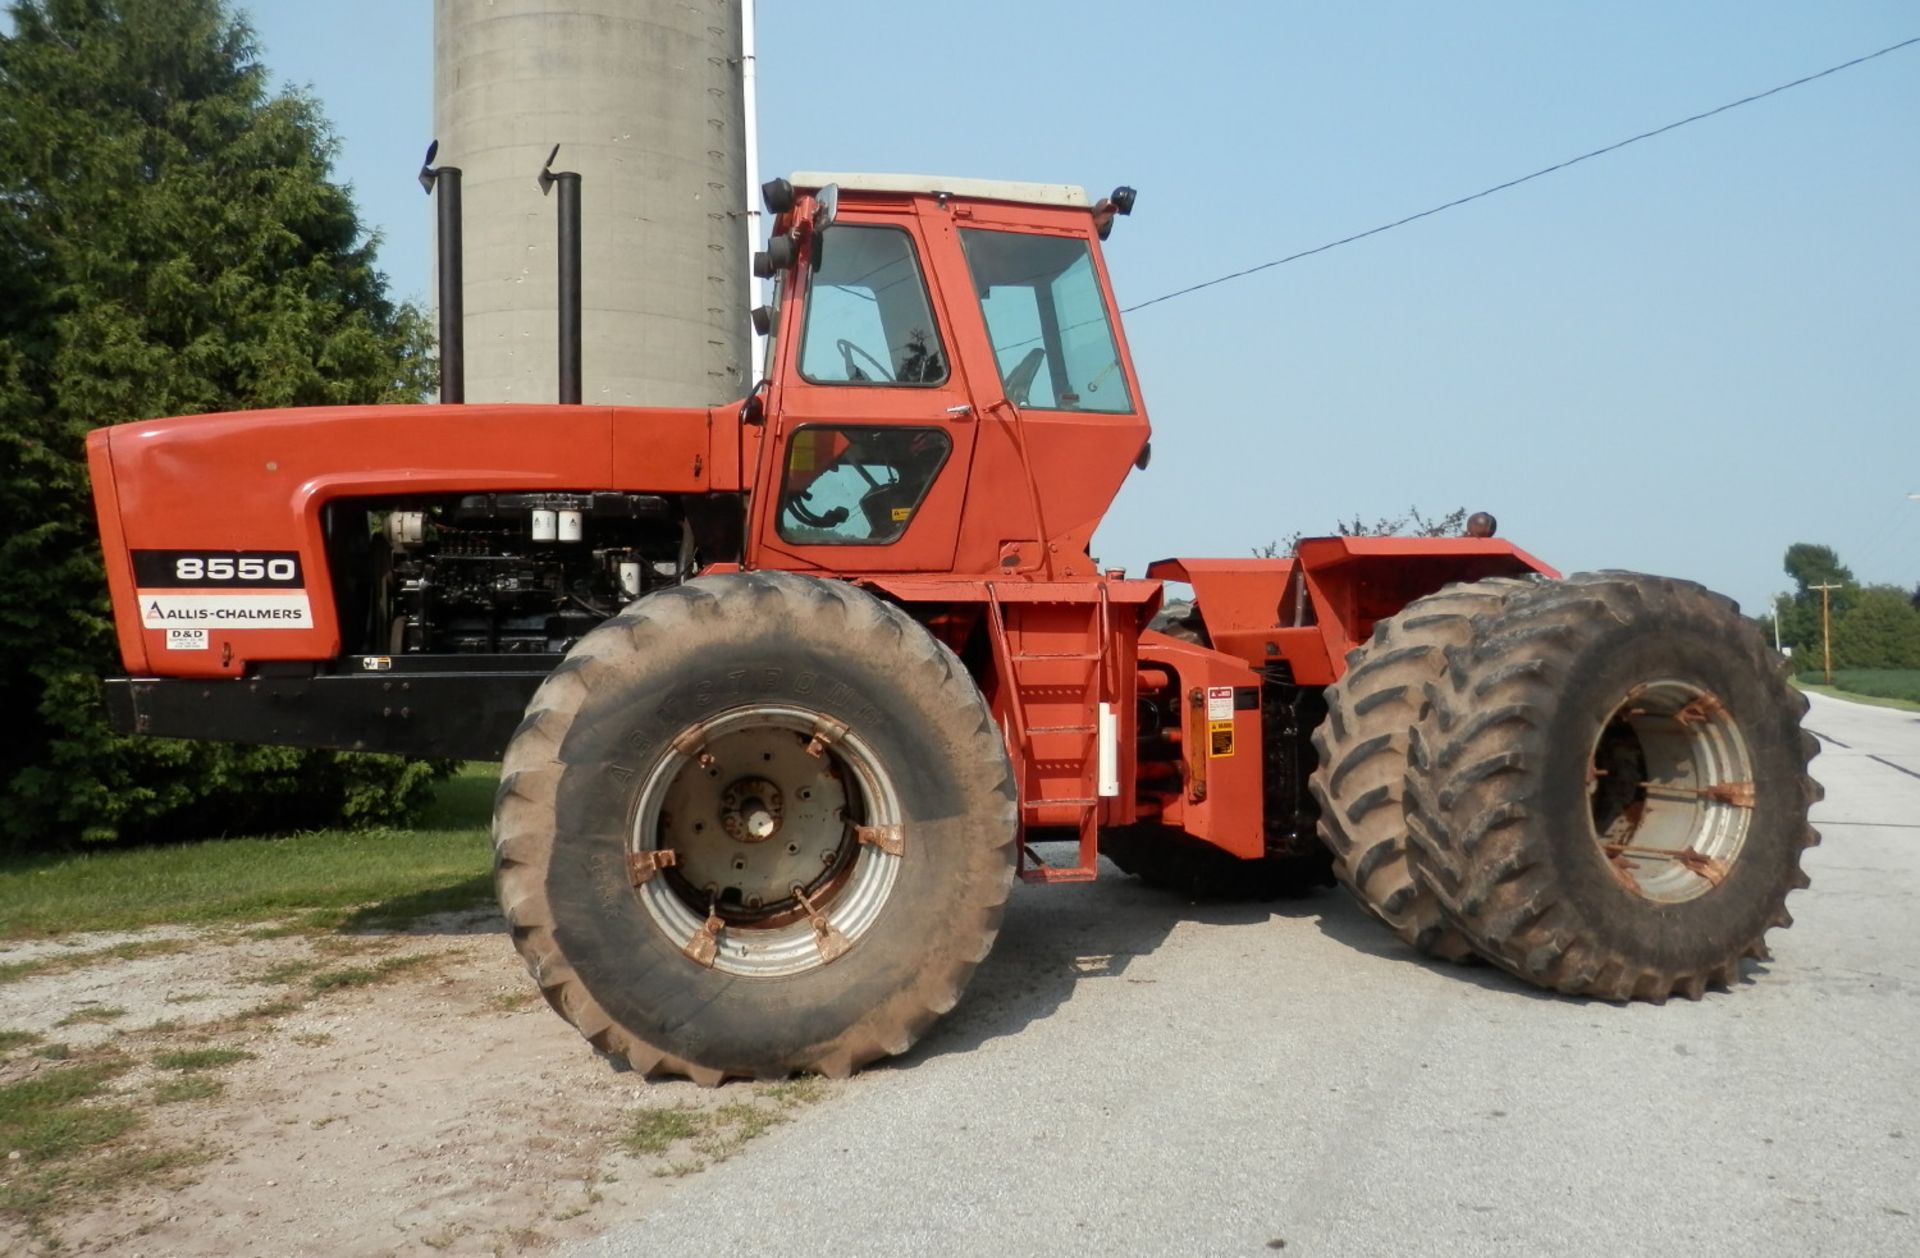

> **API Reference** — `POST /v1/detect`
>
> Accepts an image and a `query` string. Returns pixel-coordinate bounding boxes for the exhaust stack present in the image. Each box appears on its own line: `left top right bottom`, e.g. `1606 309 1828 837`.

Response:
418 141 464 404
539 146 583 405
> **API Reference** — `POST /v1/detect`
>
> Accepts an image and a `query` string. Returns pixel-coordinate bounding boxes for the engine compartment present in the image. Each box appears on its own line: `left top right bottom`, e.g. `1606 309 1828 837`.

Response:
322 492 727 658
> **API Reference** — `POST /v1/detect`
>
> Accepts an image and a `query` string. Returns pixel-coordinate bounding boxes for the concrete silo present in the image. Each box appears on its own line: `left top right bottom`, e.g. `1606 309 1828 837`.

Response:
433 0 749 406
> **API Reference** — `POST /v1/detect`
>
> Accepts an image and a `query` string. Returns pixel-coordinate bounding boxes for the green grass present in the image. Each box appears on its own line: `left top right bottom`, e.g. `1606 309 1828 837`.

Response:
152 1076 223 1105
623 1106 706 1156
0 1060 138 1164
0 764 498 938
252 958 323 985
306 952 433 991
2 1144 205 1231
54 1006 127 1028
1796 670 1920 713
0 1029 43 1053
621 1078 832 1171
152 1047 254 1072
0 938 193 986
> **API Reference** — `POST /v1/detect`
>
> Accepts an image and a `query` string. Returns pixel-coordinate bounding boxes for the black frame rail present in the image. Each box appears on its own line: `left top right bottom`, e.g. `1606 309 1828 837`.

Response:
103 657 559 761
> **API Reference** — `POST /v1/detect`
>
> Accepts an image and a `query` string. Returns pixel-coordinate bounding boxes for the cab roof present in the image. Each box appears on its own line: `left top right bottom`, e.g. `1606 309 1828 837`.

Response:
788 171 1090 210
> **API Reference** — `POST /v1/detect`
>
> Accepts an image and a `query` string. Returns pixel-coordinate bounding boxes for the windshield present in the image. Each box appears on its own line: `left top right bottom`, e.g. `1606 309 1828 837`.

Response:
958 229 1131 414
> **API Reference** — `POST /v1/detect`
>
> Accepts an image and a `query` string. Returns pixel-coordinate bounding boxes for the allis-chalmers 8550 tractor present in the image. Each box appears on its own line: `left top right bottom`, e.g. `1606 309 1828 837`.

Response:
86 173 1817 1083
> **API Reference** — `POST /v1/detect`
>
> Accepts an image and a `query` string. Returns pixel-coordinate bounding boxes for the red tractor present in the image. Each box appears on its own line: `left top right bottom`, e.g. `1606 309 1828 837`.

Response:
86 172 1817 1083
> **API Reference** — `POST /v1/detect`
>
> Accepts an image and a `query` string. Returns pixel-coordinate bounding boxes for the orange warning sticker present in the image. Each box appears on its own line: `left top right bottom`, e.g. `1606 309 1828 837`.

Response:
1208 719 1235 758
890 506 912 523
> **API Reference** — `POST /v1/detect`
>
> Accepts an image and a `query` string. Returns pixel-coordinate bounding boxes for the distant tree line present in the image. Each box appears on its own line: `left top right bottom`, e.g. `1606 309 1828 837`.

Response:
1759 543 1920 671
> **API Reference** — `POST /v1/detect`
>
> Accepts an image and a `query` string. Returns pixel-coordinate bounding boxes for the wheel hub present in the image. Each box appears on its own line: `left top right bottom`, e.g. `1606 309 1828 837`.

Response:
719 777 784 843
1587 679 1755 904
634 706 904 977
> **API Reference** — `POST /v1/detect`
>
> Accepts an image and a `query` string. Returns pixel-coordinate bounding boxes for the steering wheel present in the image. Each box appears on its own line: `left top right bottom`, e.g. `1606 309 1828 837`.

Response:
1004 348 1046 406
785 490 849 530
836 338 893 383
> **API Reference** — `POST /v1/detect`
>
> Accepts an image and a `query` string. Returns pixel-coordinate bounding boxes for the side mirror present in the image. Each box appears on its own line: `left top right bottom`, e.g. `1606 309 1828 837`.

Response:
739 378 769 426
814 183 839 229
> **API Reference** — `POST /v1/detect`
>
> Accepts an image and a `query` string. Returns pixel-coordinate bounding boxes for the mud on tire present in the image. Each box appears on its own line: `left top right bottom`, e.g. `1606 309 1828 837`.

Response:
1309 578 1533 959
493 572 1018 1082
1404 571 1821 1001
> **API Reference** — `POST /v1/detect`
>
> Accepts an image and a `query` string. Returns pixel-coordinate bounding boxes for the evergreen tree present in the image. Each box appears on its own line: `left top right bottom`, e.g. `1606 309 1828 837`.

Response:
0 0 444 846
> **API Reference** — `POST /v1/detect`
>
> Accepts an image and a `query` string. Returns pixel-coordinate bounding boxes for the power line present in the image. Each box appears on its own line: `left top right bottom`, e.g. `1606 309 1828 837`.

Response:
1850 496 1920 572
1122 35 1920 315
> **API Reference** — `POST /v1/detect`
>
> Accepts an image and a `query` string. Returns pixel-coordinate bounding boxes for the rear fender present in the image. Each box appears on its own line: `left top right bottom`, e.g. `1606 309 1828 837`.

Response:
1149 538 1556 685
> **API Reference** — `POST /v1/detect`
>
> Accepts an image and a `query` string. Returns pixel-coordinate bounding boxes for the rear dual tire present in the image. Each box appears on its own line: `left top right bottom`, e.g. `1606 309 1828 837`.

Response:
1310 578 1533 958
1403 572 1820 1001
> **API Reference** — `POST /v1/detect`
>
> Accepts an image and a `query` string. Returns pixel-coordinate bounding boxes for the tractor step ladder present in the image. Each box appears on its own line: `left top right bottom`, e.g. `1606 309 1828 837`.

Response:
985 585 1116 884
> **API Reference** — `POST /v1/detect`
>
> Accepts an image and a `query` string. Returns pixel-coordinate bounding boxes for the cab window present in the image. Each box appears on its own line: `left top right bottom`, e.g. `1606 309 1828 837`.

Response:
798 225 947 385
777 426 953 546
959 228 1132 413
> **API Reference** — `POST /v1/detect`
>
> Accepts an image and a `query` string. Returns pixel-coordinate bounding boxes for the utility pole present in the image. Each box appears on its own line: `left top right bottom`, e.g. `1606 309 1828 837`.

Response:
1810 581 1844 684
1772 593 1783 652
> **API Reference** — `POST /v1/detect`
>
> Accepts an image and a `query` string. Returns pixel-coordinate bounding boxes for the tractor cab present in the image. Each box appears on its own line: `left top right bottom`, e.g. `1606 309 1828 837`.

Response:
744 173 1152 579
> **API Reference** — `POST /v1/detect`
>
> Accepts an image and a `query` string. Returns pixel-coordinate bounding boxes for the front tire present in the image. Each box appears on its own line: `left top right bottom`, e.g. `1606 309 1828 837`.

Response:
1404 572 1820 1001
493 572 1017 1082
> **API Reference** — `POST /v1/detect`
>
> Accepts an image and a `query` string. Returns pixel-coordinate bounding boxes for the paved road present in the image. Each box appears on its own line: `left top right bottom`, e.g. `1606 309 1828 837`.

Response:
580 692 1920 1257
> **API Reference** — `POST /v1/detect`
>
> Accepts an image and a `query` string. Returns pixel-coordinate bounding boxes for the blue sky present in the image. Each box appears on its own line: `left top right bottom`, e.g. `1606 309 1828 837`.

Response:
242 2 1918 615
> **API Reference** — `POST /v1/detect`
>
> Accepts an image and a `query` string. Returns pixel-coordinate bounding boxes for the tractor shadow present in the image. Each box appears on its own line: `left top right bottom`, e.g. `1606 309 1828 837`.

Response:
902 864 1778 1067
899 860 1309 1067
1307 891 1776 1002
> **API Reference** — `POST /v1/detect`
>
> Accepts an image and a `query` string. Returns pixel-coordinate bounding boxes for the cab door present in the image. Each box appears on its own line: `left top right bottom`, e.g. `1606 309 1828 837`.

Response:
747 205 979 574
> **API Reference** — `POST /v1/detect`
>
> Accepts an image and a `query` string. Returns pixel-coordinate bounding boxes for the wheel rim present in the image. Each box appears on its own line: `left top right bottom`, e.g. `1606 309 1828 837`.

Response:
1587 679 1754 904
631 705 902 977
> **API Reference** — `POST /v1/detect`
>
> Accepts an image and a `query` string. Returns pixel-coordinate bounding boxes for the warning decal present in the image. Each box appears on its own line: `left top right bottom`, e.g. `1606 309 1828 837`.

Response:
1206 686 1234 721
139 592 313 630
1208 719 1236 758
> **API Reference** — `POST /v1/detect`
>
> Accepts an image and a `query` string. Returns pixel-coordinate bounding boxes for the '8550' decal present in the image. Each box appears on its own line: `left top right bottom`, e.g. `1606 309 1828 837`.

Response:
131 550 304 588
132 550 313 636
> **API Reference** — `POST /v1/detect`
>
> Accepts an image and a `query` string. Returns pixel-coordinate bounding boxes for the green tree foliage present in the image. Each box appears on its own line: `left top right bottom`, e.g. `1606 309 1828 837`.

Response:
1782 542 1854 594
1829 586 1920 671
1768 543 1920 672
1256 506 1470 558
1772 541 1858 662
0 0 445 847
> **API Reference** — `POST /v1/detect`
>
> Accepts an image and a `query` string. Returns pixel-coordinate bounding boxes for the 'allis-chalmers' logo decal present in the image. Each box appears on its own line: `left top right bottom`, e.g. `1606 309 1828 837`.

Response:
131 550 312 631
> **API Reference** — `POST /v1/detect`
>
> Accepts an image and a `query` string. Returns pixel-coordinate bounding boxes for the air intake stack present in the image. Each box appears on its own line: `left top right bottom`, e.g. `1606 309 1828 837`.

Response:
418 141 464 404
